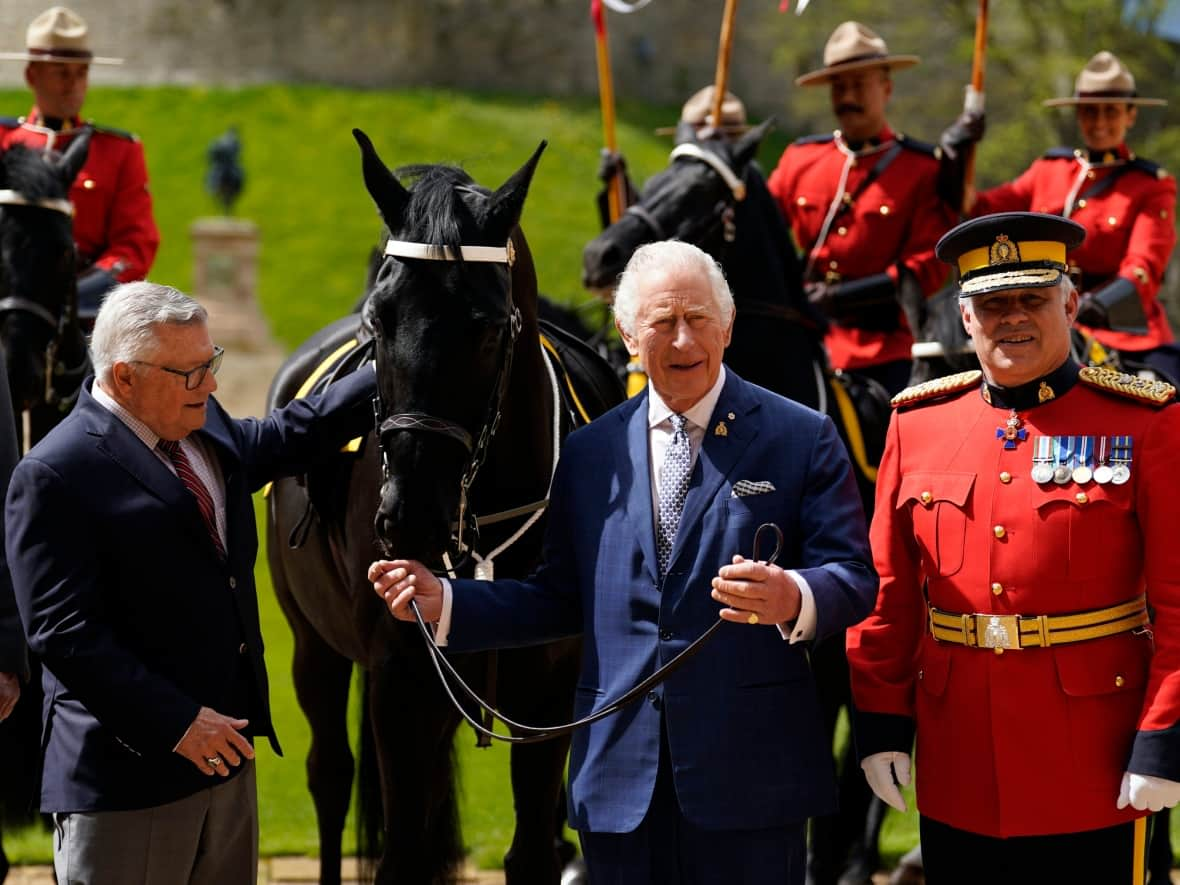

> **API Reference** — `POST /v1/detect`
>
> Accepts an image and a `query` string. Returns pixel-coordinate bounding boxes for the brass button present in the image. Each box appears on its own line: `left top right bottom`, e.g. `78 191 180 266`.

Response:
796 196 807 206
918 668 924 680
1108 216 1118 226
83 178 96 189
837 226 848 236
842 192 852 204
879 205 891 215
1076 199 1087 209
993 525 1006 538
920 490 933 505
994 647 1005 656
1087 171 1096 180
1076 492 1088 505
991 582 1003 596
829 260 839 270
1115 675 1126 688
999 471 1012 484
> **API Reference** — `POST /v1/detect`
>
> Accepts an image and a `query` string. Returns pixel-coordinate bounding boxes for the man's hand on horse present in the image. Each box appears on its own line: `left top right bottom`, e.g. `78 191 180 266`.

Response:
369 559 444 623
710 556 801 627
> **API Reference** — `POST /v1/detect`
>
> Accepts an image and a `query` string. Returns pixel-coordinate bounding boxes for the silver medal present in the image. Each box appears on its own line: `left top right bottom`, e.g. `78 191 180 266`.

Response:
1052 464 1072 485
1111 463 1130 485
1093 465 1114 484
1031 463 1054 484
1072 465 1093 484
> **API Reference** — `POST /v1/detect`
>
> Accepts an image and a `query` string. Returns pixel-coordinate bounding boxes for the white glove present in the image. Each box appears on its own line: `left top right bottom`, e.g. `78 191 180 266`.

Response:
1117 772 1180 812
861 751 910 813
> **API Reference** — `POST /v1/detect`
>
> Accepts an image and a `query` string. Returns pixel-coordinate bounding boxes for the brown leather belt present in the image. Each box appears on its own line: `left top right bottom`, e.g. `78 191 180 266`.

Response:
929 595 1148 651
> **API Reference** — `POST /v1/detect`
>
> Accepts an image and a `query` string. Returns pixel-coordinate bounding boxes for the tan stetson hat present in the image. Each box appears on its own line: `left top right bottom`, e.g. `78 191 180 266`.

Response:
0 6 123 65
1043 51 1164 107
655 86 750 136
795 21 918 87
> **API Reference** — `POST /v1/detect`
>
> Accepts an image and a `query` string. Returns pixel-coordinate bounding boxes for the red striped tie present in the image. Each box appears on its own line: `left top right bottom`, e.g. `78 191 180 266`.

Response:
158 439 226 559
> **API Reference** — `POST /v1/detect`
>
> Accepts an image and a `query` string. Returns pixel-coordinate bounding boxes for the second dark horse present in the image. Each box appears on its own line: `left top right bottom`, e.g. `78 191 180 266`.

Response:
266 131 622 884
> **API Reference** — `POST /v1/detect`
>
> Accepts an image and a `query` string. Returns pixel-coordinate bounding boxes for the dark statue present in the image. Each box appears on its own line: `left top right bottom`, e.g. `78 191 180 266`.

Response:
205 126 244 215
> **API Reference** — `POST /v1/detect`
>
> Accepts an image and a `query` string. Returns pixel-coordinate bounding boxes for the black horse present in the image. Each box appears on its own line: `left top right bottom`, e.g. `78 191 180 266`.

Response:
266 131 622 884
0 134 92 878
0 134 92 451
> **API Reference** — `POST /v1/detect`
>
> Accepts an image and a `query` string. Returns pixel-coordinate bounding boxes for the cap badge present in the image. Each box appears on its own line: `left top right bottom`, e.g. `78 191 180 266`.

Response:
989 234 1021 266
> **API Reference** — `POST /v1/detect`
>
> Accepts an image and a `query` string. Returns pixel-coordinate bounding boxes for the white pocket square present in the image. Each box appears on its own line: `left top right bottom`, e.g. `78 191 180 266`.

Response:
731 480 776 497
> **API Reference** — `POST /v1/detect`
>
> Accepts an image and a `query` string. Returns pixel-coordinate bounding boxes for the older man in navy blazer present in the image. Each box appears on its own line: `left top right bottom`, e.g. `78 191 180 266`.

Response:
370 240 877 884
7 282 375 884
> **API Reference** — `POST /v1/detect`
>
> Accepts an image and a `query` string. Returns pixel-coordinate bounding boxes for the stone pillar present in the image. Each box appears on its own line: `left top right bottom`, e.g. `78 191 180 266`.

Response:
190 217 267 350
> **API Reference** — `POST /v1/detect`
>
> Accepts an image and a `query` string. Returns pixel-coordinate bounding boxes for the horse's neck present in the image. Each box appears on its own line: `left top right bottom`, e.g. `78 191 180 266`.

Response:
726 171 805 310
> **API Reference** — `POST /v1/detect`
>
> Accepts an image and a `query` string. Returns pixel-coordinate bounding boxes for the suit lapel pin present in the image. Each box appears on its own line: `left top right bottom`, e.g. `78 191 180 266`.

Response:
727 412 735 420
714 421 728 437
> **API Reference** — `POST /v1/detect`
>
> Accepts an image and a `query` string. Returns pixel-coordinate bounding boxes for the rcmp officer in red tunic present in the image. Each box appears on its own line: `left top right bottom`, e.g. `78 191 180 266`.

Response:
768 21 957 396
847 211 1180 884
0 6 159 320
968 52 1180 386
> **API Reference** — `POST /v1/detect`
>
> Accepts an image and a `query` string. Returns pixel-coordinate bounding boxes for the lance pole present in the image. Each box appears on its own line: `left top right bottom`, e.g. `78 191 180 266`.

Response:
710 0 741 129
961 0 989 214
592 0 627 223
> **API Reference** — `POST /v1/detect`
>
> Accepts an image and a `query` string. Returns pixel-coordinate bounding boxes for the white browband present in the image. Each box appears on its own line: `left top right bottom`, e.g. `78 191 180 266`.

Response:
384 238 515 266
669 143 747 201
0 190 74 217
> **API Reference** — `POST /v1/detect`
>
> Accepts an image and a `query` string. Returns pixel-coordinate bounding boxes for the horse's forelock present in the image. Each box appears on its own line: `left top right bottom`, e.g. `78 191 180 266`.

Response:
392 163 487 256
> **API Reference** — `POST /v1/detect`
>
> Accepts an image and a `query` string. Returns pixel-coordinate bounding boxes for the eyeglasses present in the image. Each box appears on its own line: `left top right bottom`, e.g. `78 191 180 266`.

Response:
132 345 224 390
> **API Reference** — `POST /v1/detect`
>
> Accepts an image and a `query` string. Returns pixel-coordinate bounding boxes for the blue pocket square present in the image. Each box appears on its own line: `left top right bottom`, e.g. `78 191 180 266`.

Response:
731 480 776 497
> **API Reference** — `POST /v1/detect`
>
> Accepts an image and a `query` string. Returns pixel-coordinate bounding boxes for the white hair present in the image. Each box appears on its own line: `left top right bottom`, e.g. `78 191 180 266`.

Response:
90 282 208 383
612 240 735 338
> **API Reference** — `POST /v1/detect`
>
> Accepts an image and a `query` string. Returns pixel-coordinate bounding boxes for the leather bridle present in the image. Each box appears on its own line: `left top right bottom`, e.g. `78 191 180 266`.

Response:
372 236 523 565
624 142 747 247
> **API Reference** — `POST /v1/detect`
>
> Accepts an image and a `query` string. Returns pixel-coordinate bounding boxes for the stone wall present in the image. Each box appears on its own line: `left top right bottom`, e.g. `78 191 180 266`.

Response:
0 0 798 111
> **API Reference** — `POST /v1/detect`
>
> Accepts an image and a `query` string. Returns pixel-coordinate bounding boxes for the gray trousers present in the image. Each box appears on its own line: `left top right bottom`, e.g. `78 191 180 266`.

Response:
53 760 258 885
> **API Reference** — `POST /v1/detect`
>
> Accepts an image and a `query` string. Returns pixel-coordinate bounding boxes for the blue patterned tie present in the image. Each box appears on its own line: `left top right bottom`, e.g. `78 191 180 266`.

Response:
657 413 692 576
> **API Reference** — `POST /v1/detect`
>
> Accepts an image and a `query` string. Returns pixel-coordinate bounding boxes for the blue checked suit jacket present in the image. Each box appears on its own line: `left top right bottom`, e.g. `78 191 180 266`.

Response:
447 368 876 833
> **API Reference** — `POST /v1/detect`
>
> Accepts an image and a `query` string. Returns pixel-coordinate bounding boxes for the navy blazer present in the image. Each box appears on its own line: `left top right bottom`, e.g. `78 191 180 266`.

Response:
6 368 375 813
448 368 877 833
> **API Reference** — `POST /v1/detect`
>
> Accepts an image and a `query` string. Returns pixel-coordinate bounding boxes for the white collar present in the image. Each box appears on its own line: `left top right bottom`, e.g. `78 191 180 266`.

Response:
647 365 727 431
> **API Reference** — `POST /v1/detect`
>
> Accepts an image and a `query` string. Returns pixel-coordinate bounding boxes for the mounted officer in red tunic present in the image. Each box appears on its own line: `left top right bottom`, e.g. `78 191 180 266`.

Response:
0 6 159 322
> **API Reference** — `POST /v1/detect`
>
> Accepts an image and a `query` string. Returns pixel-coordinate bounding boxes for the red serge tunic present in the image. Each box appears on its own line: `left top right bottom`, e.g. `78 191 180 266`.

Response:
973 145 1177 353
1 110 159 282
768 127 955 371
847 363 1180 836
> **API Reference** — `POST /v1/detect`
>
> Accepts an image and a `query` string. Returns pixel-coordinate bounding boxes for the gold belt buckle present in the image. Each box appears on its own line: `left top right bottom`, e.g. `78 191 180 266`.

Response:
978 614 1020 650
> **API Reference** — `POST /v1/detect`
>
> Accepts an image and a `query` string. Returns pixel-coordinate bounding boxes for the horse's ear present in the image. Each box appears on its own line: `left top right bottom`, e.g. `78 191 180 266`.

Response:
353 128 409 225
58 127 92 185
731 118 775 170
483 140 547 237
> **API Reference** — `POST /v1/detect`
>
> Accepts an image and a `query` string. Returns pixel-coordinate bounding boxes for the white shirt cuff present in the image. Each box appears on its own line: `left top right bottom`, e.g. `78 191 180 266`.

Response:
778 569 816 643
434 577 454 647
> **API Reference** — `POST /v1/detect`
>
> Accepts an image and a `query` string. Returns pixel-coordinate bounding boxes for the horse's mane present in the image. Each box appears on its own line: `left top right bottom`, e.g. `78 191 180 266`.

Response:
0 145 67 199
393 163 488 257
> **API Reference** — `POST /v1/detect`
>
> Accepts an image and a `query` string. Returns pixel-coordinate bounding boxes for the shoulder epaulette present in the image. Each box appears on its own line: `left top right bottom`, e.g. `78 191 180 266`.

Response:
0 116 21 129
1078 366 1175 405
1129 156 1169 180
895 133 938 158
87 122 139 142
794 132 835 146
891 370 982 408
1044 146 1077 160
